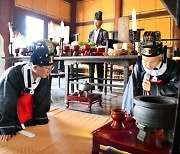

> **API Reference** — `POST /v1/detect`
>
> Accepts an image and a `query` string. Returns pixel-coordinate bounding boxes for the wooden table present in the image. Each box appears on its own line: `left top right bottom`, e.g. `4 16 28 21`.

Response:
92 120 171 154
55 55 137 95
2 55 137 95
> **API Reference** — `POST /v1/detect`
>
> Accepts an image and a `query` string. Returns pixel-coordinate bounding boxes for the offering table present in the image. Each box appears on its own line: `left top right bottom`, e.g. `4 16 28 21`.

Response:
2 55 137 96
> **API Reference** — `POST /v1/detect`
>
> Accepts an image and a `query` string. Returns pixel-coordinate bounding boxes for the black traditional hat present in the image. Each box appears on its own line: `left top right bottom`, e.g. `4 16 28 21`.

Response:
141 31 163 57
30 39 54 66
94 11 103 21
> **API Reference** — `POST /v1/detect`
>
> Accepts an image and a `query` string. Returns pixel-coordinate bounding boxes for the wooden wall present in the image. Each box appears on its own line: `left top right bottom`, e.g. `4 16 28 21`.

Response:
75 0 178 47
123 0 173 46
15 0 71 22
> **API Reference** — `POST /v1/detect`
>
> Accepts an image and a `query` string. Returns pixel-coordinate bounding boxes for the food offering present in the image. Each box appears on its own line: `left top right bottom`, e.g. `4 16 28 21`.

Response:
108 48 128 56
79 41 97 56
107 42 131 56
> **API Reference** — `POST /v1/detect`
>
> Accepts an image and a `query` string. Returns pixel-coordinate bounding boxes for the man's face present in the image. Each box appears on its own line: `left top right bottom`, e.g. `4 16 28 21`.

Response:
32 65 53 78
94 20 102 29
142 55 162 70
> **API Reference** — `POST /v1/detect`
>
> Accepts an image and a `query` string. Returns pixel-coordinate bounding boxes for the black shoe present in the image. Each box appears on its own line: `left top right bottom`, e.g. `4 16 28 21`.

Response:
98 89 103 92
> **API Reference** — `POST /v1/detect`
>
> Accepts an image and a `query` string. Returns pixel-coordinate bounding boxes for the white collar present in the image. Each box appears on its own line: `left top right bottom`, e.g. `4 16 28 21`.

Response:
22 62 41 94
142 61 167 77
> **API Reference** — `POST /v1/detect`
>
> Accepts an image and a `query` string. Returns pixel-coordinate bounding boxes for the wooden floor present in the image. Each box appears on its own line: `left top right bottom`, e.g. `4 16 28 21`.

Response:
51 77 123 116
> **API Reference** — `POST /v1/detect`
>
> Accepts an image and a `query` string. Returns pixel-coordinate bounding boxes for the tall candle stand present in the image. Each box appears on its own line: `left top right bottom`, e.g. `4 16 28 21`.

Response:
60 37 64 56
131 31 138 55
9 42 14 57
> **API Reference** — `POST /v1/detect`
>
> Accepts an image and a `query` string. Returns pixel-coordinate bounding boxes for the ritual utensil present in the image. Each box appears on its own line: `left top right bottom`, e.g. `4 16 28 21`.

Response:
79 81 92 97
59 37 64 56
81 44 90 56
111 108 126 129
15 48 20 57
72 45 79 56
130 31 138 55
133 96 177 142
63 45 70 56
97 46 106 52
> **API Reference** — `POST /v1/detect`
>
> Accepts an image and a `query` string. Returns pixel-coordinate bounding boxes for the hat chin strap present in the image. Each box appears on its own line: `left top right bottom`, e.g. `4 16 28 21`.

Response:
142 61 167 77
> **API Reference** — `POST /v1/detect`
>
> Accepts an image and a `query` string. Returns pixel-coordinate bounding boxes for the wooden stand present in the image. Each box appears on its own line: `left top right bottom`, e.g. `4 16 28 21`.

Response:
92 120 171 154
66 93 102 112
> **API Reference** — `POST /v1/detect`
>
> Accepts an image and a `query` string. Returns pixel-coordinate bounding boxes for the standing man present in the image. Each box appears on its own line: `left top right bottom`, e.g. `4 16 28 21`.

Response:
88 11 109 92
0 39 54 141
122 31 179 114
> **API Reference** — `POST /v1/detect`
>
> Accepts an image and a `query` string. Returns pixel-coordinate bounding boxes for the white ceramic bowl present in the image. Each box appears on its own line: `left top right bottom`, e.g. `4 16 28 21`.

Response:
113 43 123 50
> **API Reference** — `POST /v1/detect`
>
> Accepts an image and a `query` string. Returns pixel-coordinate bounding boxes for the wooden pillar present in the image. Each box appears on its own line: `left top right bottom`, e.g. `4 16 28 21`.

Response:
114 0 123 30
173 21 180 50
0 0 15 69
70 0 76 35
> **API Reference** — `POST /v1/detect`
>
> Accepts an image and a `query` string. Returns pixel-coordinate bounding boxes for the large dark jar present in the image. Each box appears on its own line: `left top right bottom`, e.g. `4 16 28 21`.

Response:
133 96 177 130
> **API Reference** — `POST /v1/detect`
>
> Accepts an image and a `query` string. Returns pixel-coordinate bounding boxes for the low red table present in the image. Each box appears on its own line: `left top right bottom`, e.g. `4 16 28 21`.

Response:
66 93 102 112
92 120 171 154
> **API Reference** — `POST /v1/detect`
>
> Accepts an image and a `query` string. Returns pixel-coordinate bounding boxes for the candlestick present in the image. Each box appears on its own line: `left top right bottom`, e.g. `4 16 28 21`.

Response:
49 21 53 39
9 42 14 57
132 9 137 31
130 31 138 55
60 21 65 38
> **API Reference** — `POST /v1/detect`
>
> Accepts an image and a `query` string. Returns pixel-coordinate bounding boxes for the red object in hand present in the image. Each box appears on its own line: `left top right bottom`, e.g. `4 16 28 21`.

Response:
17 92 33 125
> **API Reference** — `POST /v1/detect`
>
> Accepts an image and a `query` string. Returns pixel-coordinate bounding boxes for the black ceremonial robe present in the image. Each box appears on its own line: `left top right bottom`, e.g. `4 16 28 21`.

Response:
122 58 179 114
0 63 51 135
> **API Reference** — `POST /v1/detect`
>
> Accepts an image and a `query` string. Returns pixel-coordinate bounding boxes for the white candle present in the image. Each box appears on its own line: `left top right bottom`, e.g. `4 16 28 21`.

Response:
49 21 53 38
132 9 137 31
60 21 65 38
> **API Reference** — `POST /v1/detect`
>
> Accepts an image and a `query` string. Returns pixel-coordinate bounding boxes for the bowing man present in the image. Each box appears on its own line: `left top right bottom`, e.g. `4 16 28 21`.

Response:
0 39 54 141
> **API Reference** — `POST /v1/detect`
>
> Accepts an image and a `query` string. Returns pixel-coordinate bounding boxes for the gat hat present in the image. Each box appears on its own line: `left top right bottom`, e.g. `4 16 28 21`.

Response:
94 11 103 21
141 31 163 57
30 39 54 66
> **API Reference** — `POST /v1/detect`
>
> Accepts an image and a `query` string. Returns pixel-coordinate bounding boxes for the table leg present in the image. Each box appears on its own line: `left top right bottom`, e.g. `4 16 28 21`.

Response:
70 64 74 93
99 98 103 108
92 136 100 154
123 65 129 90
75 63 79 90
65 64 69 95
89 63 94 88
110 64 113 93
104 63 108 94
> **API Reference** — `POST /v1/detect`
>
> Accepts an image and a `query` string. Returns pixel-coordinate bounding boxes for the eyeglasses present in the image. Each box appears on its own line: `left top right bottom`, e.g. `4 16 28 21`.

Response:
41 65 54 71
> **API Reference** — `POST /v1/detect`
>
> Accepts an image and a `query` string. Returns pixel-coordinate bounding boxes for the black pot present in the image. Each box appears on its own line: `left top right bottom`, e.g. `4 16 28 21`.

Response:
133 96 177 130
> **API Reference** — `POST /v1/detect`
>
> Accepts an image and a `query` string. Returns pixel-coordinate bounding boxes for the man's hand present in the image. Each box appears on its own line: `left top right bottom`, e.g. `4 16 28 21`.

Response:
0 135 15 142
142 80 151 92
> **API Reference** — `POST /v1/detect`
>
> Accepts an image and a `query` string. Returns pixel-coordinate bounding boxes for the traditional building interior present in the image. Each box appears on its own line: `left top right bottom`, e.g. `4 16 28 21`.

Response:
0 0 180 153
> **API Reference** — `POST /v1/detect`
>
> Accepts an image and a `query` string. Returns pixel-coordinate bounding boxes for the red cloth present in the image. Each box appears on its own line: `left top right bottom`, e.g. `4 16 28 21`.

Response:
17 93 33 124
150 79 163 83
